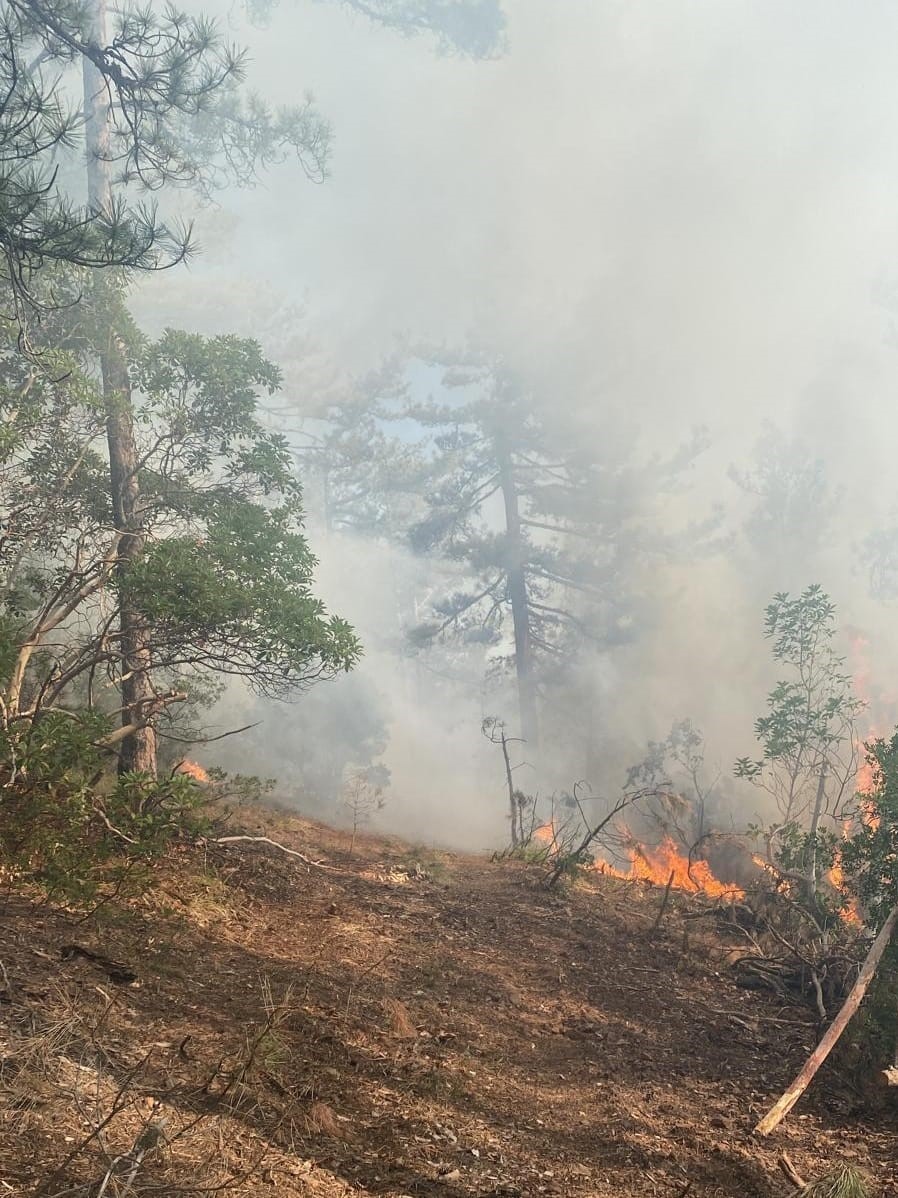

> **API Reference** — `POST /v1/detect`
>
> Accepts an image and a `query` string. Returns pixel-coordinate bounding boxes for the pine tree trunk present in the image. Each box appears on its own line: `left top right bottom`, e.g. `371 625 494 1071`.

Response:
83 3 157 777
495 434 539 751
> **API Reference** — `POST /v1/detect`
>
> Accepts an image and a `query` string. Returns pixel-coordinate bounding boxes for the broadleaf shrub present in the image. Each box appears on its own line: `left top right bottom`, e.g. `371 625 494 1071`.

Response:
0 713 209 903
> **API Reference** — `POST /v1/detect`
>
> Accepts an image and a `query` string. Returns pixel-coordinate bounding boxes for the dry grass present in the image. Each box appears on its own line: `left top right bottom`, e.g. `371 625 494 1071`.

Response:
383 997 417 1039
0 969 307 1196
306 1100 347 1139
173 871 238 928
0 982 88 1129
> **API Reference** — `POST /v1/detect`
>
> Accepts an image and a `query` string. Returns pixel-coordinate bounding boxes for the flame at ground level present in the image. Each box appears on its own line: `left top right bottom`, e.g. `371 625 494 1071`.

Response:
533 825 743 898
597 836 744 899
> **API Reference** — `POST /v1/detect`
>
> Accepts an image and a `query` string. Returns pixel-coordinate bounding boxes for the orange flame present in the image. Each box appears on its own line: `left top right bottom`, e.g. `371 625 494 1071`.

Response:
856 737 879 798
826 848 862 926
532 824 742 898
603 836 744 899
177 759 209 783
861 799 880 831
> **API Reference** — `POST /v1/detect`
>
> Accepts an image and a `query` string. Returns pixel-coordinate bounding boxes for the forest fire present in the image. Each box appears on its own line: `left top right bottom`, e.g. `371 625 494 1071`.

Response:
819 739 882 925
854 727 881 805
827 851 862 926
620 837 744 898
176 760 210 783
823 754 881 925
533 824 742 898
856 754 877 798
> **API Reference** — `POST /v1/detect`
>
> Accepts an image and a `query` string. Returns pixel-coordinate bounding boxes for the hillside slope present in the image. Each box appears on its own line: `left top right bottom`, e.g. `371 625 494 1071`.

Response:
1 807 895 1197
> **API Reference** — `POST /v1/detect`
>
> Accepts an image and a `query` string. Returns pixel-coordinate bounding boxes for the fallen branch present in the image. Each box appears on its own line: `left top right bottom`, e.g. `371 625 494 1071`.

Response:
676 992 809 1029
211 835 348 874
778 1153 807 1191
755 903 898 1136
36 1052 153 1196
95 1118 168 1198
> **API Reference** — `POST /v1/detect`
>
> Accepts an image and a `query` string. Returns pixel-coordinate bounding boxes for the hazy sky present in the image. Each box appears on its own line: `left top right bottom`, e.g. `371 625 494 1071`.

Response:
136 1 898 466
135 1 898 835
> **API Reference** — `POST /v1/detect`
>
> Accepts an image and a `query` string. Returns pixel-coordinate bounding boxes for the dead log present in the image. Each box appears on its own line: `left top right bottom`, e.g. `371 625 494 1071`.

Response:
755 903 898 1136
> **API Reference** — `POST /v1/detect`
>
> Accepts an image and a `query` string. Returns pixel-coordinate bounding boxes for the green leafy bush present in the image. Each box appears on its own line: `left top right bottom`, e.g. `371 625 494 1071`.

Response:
0 713 208 903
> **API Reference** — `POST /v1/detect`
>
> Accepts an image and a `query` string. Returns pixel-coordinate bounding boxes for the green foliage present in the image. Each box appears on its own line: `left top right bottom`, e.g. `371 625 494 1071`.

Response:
774 821 842 907
795 1164 874 1198
493 840 553 866
0 712 208 903
545 844 595 880
842 734 898 926
624 718 721 849
739 587 861 769
838 939 898 1087
863 509 898 600
126 503 359 697
0 0 332 315
0 312 358 898
734 587 869 961
288 355 433 540
735 587 862 832
246 0 508 59
0 317 360 715
323 351 712 668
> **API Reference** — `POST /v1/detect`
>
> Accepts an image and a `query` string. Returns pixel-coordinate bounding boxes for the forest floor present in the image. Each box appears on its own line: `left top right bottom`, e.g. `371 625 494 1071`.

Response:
1 803 896 1197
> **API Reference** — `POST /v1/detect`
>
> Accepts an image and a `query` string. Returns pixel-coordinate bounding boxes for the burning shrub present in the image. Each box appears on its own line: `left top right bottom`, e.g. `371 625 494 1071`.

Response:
485 711 747 896
723 588 879 1012
735 587 864 889
842 734 898 924
835 734 898 1077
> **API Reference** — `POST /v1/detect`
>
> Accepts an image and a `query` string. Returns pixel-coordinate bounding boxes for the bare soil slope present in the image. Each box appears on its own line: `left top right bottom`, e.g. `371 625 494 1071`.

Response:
1 806 896 1196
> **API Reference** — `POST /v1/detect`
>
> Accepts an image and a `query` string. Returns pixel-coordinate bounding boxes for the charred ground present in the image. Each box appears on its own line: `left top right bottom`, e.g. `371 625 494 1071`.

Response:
1 807 895 1197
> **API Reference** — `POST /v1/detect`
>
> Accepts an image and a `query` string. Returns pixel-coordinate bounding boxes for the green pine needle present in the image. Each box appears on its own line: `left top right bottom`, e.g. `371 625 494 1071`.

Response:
798 1164 875 1198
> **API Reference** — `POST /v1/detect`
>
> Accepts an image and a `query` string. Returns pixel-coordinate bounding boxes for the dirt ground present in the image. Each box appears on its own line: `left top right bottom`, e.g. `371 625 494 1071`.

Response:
1 805 896 1197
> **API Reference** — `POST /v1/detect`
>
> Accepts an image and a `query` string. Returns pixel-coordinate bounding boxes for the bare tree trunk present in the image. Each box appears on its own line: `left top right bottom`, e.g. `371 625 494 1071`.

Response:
805 765 827 891
101 343 157 775
498 725 519 848
83 2 157 777
495 434 538 752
